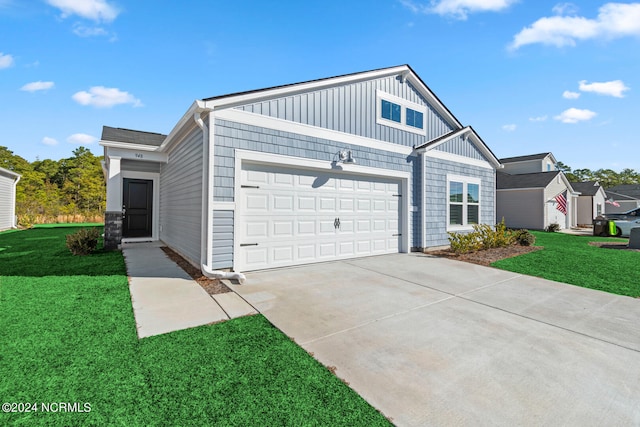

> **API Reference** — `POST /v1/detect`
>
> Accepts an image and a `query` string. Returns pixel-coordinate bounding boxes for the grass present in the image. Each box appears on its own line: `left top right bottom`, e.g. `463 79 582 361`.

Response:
492 231 640 298
0 227 389 426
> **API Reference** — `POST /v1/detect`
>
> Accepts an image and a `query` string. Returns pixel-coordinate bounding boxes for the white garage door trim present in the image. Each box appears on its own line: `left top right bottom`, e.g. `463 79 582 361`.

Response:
233 149 410 272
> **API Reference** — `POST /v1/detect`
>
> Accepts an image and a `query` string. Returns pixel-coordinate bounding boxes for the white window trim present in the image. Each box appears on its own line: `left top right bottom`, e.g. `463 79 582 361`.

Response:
376 90 427 136
446 174 481 232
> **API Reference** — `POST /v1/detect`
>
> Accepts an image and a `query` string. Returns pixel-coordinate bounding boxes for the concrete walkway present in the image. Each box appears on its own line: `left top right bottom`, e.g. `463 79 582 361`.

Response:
122 242 256 338
236 253 640 426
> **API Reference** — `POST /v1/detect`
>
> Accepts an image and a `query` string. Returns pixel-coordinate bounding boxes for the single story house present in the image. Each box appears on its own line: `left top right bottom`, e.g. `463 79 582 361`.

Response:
604 184 640 214
496 152 578 230
100 65 501 274
0 166 21 231
570 181 606 225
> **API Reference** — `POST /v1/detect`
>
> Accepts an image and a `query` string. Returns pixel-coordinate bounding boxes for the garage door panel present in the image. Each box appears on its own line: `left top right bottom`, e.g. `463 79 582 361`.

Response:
239 163 402 271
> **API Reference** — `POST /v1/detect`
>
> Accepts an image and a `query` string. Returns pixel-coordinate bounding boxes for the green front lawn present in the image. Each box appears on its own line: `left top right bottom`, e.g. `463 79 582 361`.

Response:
0 227 389 426
492 231 640 297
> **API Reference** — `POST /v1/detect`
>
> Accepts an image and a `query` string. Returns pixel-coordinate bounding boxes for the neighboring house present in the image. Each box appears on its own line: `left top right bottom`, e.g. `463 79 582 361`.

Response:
100 65 501 273
0 167 21 231
604 184 640 214
496 152 578 230
570 181 606 225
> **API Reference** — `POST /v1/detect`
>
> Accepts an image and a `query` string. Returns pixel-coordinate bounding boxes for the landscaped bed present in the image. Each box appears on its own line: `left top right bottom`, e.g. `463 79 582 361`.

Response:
0 227 390 426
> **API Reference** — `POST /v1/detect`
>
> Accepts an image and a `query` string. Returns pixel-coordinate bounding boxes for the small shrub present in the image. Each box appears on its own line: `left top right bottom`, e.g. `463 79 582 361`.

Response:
66 228 100 255
513 229 536 246
545 223 560 233
448 231 482 254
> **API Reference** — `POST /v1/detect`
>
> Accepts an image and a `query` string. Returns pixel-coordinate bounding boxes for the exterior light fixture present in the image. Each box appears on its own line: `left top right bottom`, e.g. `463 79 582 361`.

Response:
338 150 356 164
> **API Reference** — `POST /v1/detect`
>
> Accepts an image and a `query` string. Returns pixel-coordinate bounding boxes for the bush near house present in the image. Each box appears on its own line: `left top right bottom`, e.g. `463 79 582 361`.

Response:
65 227 101 255
448 220 535 254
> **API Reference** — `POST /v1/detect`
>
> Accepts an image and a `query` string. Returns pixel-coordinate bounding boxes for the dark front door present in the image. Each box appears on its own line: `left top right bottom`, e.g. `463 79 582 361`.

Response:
123 178 153 238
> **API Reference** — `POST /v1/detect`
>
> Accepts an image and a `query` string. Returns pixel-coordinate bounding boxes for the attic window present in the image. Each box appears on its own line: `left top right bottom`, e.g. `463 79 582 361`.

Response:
376 90 427 135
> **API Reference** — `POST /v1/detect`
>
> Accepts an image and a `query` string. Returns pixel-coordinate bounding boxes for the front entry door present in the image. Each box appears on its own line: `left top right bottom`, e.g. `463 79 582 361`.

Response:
122 178 153 238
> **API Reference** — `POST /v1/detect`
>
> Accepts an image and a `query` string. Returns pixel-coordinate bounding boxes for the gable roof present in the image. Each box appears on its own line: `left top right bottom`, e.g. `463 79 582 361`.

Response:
201 64 462 129
499 152 552 163
101 126 166 147
570 181 602 196
497 171 561 189
414 126 502 168
606 184 640 199
0 166 20 179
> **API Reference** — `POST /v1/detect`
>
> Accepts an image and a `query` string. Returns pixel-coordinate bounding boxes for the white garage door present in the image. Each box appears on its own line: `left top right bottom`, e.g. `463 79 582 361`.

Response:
237 163 402 271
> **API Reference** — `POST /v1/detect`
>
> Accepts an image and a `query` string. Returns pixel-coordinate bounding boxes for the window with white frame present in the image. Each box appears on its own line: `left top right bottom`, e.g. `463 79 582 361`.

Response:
376 90 427 135
447 175 481 229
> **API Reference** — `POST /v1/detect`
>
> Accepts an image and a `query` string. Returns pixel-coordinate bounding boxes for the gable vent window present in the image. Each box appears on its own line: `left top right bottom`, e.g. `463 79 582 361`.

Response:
376 90 427 136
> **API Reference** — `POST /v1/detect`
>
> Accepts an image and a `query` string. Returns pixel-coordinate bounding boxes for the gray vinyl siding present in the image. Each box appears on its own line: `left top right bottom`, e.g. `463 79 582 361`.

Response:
0 172 15 230
435 136 486 160
424 157 496 247
236 76 453 147
121 159 161 173
212 119 416 268
496 189 544 230
159 125 203 265
212 210 233 269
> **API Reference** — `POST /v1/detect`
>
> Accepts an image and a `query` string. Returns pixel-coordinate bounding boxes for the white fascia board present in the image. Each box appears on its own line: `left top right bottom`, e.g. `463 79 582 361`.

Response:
215 108 413 156
0 166 20 179
235 149 411 180
204 66 410 110
418 127 501 169
106 147 168 163
417 127 471 151
100 140 160 152
158 100 210 151
404 74 461 129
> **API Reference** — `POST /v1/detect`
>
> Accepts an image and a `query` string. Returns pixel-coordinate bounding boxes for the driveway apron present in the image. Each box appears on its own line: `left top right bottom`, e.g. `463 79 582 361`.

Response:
235 253 640 426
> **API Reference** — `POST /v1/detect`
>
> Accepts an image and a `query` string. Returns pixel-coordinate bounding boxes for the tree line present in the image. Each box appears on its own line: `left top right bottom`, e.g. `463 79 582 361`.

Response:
556 162 640 188
0 146 105 226
1 146 639 227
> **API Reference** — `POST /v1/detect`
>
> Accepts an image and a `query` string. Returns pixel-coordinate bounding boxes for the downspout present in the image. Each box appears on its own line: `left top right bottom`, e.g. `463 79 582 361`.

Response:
421 150 426 251
193 110 246 283
12 174 20 228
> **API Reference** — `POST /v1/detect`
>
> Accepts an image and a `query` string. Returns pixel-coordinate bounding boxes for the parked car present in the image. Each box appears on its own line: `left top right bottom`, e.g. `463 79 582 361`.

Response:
612 218 640 237
605 207 640 220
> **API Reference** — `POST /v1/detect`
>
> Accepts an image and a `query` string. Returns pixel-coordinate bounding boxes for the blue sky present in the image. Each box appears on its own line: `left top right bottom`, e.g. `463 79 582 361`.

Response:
1 0 639 172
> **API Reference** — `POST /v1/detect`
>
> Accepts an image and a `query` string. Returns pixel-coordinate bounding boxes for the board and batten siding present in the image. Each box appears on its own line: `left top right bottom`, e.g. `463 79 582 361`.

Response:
0 171 16 230
424 157 496 247
434 135 486 161
159 125 203 266
236 76 453 148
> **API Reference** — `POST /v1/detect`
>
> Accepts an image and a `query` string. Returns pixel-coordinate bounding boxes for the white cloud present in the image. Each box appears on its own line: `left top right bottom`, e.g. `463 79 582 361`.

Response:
552 2 579 16
529 115 548 122
42 137 59 146
72 86 142 108
21 81 55 92
0 52 14 69
502 124 517 131
73 24 108 37
401 0 518 20
67 133 97 145
578 79 629 97
554 108 597 123
510 2 640 50
562 90 580 99
46 0 119 22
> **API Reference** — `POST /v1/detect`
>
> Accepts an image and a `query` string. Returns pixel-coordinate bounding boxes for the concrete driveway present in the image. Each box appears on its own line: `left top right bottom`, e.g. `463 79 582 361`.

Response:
235 254 640 426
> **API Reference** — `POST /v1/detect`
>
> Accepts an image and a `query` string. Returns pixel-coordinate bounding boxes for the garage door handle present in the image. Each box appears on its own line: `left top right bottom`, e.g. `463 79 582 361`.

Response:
241 185 260 189
393 234 402 236
240 243 258 247
334 218 340 229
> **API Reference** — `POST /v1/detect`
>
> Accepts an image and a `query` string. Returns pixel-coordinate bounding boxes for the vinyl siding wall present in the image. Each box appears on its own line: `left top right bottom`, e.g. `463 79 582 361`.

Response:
501 159 552 175
159 125 203 265
121 159 161 173
424 157 496 247
496 189 545 230
0 172 16 230
212 118 416 269
236 76 453 148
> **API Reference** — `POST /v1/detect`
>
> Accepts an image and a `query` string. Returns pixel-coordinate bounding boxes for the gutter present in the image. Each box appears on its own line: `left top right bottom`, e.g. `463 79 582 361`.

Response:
12 174 20 228
193 108 246 283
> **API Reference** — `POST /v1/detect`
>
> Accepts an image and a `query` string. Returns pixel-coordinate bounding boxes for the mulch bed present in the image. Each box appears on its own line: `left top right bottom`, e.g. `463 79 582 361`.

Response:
160 246 232 295
429 244 542 266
